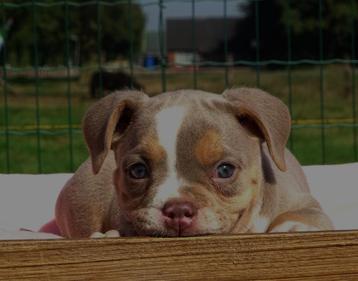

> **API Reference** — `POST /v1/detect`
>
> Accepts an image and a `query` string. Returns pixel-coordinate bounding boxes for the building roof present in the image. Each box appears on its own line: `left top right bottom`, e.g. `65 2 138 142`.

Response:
166 17 239 54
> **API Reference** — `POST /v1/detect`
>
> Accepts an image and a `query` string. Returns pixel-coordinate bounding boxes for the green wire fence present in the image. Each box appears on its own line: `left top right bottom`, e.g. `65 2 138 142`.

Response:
0 0 357 174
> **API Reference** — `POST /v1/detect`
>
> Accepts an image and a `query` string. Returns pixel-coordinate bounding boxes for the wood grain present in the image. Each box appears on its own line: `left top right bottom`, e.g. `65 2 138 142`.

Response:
1 230 358 280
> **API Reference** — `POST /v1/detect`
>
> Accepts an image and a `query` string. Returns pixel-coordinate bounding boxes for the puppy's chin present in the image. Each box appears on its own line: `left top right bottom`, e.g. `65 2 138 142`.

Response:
146 231 215 238
120 227 216 238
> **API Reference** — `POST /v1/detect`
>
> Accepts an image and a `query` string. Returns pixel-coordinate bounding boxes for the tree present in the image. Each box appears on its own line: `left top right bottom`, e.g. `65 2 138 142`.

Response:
74 0 145 64
1 0 145 66
280 0 357 59
233 0 287 61
229 0 358 62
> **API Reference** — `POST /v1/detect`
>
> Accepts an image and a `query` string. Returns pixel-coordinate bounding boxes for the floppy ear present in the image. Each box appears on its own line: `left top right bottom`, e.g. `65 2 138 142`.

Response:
83 90 148 174
223 88 291 171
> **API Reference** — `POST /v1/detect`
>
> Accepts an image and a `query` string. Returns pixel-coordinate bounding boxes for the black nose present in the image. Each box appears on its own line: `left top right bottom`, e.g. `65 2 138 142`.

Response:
162 200 198 232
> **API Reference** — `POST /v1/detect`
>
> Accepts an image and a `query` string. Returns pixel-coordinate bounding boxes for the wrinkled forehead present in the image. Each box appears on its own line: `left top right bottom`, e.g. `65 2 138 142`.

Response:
129 91 242 164
140 90 232 137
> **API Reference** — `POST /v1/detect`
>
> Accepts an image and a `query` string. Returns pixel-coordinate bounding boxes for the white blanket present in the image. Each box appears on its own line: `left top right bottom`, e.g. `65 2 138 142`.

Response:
0 173 69 232
303 163 358 230
0 163 357 238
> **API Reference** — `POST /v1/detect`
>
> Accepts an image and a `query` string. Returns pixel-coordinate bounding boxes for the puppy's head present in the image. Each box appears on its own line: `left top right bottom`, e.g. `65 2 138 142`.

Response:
83 88 290 236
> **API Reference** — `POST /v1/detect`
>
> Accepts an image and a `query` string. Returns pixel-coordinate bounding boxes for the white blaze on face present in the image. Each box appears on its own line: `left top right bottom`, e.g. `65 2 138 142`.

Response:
152 106 187 207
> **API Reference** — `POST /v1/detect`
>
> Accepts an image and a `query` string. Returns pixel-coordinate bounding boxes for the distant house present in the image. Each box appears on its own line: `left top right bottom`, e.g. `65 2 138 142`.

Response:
166 18 239 67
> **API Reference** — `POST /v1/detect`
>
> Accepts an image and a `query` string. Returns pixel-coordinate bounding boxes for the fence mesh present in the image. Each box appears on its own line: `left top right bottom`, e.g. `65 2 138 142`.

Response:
0 0 357 173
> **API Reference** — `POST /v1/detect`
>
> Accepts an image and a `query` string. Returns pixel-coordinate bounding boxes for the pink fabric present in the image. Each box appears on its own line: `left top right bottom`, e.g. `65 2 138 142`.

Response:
39 219 62 236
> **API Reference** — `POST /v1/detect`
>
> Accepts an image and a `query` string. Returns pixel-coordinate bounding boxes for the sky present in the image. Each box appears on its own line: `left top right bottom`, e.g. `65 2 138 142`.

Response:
139 0 242 31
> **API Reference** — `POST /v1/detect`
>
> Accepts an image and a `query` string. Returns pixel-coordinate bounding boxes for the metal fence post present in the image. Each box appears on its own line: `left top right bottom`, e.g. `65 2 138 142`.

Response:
64 0 74 172
31 0 42 173
318 0 326 164
351 0 357 161
1 1 10 173
158 0 166 92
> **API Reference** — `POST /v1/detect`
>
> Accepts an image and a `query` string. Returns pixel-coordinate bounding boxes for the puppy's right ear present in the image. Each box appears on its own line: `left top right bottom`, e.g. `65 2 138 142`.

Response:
223 88 290 171
83 90 148 174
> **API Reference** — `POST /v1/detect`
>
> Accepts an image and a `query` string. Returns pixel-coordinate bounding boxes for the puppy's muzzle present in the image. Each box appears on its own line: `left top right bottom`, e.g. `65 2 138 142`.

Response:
162 199 198 236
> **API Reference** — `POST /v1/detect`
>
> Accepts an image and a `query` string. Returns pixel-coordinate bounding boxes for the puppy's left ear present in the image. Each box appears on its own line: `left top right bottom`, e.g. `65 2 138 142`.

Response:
223 88 291 171
83 90 148 174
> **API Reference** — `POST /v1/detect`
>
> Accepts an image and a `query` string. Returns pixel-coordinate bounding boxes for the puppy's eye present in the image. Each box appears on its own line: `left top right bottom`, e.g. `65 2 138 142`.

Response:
128 163 149 179
215 163 236 179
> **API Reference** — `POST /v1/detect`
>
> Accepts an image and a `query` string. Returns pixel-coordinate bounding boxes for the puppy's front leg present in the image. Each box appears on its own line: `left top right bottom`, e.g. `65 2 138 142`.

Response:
267 208 333 233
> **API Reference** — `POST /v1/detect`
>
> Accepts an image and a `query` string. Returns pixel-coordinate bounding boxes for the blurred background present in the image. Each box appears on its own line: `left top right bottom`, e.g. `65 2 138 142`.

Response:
0 0 357 173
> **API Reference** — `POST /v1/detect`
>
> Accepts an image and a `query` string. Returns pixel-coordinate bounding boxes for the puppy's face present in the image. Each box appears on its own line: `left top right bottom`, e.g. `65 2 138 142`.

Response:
113 93 265 237
83 89 290 237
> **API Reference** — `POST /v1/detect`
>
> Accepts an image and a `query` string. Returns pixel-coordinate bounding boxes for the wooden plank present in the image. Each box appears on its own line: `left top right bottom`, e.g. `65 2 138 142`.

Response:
0 230 358 280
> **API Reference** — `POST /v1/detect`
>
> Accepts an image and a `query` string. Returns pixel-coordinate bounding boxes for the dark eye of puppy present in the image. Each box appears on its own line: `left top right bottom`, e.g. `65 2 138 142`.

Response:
128 163 149 179
215 163 236 179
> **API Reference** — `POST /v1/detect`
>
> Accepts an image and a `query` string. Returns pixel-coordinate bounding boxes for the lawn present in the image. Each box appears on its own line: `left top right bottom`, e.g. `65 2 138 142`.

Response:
0 65 357 173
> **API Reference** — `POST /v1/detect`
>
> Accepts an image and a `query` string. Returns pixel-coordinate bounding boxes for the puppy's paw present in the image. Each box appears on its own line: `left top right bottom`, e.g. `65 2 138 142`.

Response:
267 207 332 233
269 221 320 233
90 229 120 238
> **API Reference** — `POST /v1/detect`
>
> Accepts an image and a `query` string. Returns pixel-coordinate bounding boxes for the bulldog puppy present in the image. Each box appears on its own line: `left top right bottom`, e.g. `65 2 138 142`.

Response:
52 88 333 238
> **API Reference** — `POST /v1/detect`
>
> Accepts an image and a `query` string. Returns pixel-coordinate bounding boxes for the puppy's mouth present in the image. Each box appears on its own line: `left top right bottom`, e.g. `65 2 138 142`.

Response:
119 217 216 237
120 207 237 238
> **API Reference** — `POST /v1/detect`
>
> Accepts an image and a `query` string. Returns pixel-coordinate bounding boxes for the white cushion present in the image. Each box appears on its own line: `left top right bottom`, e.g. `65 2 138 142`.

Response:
0 163 357 234
0 174 70 232
304 163 358 230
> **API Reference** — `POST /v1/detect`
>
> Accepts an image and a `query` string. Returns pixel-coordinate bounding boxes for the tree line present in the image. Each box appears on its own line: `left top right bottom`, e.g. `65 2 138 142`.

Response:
1 0 145 66
218 0 358 63
2 0 357 67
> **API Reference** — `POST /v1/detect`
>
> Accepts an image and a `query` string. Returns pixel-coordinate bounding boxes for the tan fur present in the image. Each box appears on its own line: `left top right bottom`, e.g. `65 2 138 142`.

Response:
142 134 166 163
51 88 333 238
194 129 224 166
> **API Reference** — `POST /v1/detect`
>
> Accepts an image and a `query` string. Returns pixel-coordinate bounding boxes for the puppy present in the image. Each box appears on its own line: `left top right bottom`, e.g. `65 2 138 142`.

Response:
52 88 333 238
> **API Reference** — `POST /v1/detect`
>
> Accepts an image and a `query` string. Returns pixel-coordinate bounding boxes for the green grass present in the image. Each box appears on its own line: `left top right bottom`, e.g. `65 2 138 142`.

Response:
292 127 357 165
0 134 88 173
0 65 357 173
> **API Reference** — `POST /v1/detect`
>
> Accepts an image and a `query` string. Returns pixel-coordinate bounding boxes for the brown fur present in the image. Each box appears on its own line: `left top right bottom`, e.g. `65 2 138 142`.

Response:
195 130 224 166
51 88 333 238
223 88 290 171
141 134 166 163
